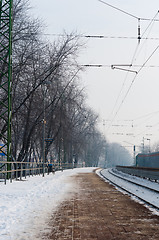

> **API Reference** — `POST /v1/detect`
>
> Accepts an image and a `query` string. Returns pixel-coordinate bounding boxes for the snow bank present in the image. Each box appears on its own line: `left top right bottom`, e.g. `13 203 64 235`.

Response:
0 167 95 240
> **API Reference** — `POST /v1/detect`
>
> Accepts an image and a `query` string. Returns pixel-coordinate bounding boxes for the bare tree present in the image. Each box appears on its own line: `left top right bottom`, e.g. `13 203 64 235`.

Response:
0 0 107 170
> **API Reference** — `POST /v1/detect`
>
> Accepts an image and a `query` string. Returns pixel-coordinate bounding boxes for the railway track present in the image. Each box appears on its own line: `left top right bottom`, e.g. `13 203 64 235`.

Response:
99 168 159 211
110 168 159 192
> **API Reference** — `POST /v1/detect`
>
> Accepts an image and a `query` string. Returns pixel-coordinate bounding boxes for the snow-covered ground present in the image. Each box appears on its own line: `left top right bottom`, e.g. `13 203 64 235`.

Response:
2 167 159 240
0 167 95 240
100 168 159 215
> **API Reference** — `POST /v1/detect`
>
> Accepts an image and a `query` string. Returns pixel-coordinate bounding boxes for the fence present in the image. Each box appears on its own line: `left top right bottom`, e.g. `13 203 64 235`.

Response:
0 160 80 184
116 165 159 181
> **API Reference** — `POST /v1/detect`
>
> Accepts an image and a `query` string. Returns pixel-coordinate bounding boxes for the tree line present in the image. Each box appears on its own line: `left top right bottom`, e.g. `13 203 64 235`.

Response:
0 0 106 167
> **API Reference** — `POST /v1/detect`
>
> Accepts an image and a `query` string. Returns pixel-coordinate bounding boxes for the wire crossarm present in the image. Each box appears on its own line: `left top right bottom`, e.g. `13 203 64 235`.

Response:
0 0 13 170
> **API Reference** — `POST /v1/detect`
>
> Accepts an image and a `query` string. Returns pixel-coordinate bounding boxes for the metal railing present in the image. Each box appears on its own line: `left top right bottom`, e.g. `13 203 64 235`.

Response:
0 161 80 184
116 165 159 181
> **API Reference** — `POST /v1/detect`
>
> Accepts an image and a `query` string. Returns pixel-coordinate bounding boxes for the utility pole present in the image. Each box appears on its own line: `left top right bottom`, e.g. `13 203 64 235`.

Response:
142 137 145 153
146 138 151 153
133 145 136 166
0 1 13 175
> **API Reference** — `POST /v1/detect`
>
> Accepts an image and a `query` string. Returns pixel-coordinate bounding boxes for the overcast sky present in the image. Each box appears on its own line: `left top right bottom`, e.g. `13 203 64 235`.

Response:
30 0 159 155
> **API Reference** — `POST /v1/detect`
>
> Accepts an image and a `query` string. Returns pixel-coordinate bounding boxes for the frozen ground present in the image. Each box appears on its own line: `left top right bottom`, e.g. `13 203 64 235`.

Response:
100 168 159 215
2 167 159 240
0 167 95 240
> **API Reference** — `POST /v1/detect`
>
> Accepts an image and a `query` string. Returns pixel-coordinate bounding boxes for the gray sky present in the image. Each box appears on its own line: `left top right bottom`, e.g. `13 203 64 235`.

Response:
30 0 159 155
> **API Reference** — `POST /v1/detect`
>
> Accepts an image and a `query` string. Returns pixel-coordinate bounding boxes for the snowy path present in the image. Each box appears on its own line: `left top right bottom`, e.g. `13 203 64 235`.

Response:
0 168 95 240
45 170 159 240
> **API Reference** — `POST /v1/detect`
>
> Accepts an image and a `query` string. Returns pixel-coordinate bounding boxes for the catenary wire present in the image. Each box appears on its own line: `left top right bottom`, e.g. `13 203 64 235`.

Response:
105 11 159 133
98 0 138 19
81 64 159 68
97 2 158 130
134 11 159 61
25 33 159 41
106 44 159 133
98 0 159 22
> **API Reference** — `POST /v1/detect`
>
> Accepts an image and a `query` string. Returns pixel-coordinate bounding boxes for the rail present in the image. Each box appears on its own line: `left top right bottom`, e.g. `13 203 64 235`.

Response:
116 165 159 181
100 168 159 210
0 160 80 184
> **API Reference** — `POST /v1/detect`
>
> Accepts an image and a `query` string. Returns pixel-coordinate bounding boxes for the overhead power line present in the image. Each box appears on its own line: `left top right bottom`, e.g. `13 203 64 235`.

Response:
98 0 159 22
102 8 159 134
98 0 159 44
116 45 159 112
105 44 159 133
25 33 159 41
111 64 137 74
81 64 159 68
98 0 138 19
134 111 159 121
84 35 159 40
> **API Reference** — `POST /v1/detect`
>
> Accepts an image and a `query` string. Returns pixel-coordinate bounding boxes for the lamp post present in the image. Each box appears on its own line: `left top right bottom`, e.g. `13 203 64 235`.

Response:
42 84 46 177
42 80 53 176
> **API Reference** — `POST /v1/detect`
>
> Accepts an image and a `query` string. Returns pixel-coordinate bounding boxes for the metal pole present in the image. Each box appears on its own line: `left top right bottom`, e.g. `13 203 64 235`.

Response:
133 145 136 166
42 86 46 177
147 138 151 153
0 1 2 25
0 1 13 174
142 137 145 153
7 0 13 179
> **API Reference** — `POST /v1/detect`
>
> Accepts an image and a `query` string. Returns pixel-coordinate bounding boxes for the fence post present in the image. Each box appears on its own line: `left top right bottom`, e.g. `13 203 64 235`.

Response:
20 162 22 180
4 163 7 185
32 164 33 177
25 163 26 179
16 162 18 180
10 162 12 183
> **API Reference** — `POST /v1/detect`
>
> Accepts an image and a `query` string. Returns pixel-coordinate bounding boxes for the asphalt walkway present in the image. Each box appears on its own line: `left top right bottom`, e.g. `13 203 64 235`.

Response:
43 170 159 240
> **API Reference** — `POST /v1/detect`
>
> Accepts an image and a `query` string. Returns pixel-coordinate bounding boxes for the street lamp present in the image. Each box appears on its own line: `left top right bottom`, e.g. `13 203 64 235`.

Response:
42 82 51 177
